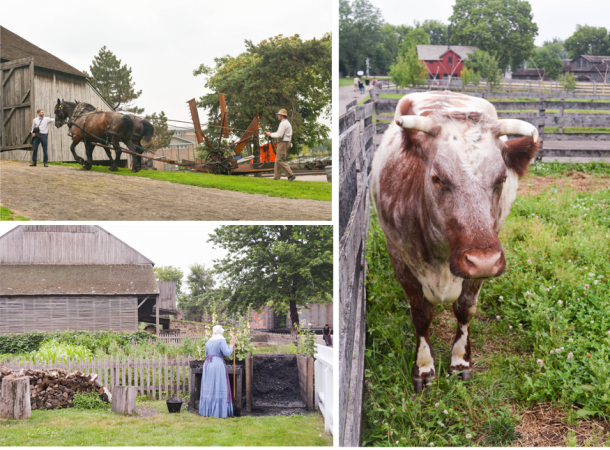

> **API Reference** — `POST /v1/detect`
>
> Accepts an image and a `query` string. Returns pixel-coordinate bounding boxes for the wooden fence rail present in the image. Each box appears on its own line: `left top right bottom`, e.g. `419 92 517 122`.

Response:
339 102 374 446
373 88 610 162
2 354 192 400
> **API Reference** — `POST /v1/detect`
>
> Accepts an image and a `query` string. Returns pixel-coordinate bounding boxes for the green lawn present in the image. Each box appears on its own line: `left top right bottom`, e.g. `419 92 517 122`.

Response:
363 168 610 446
48 163 331 202
0 400 332 446
0 206 29 221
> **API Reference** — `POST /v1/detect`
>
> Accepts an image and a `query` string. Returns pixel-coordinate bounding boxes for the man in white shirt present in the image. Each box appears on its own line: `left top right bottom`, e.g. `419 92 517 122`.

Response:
30 109 55 167
264 109 296 181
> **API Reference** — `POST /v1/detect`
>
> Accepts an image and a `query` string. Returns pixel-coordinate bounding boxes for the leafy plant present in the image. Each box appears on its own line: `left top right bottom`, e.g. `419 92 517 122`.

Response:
560 71 577 91
297 326 317 359
483 408 520 445
73 392 108 410
389 48 428 88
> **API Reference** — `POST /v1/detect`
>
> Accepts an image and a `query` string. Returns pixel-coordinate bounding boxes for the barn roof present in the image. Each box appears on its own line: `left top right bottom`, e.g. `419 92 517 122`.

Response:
416 45 479 61
0 264 159 296
512 68 545 76
0 26 86 78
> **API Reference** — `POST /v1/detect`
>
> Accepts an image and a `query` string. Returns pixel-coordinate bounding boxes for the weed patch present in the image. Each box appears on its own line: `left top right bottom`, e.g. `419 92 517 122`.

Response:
0 206 29 221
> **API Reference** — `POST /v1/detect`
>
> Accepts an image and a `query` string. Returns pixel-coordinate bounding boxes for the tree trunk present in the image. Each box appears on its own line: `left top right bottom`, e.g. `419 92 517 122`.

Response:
111 386 137 415
290 300 299 337
1 375 31 420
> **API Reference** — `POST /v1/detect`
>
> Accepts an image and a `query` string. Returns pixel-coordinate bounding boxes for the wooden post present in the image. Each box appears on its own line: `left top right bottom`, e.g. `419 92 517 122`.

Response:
538 96 546 155
245 353 252 413
559 95 565 133
111 386 137 415
306 356 314 412
156 296 159 337
1 375 31 420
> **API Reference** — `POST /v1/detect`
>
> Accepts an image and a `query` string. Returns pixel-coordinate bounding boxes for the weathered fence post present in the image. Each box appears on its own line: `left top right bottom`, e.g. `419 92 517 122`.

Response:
538 95 546 156
1 374 31 420
245 353 252 413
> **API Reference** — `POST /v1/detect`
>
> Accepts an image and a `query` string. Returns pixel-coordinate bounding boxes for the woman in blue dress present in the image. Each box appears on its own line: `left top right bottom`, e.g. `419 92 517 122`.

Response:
199 325 236 418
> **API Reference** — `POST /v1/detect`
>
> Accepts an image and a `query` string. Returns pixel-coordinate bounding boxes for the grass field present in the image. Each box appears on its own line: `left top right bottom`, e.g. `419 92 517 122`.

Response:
48 163 331 202
0 206 29 221
0 399 332 446
363 167 610 446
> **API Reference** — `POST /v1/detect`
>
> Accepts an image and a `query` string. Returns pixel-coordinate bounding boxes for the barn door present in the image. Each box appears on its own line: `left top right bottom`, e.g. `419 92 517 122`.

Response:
1 57 35 152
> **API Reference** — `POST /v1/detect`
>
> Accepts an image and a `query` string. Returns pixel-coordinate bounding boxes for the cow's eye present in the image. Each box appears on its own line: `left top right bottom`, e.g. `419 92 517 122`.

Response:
432 175 445 189
494 176 507 190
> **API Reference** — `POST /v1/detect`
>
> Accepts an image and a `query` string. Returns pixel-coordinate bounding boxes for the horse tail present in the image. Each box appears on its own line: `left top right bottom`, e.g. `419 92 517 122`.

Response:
121 114 134 139
142 119 155 148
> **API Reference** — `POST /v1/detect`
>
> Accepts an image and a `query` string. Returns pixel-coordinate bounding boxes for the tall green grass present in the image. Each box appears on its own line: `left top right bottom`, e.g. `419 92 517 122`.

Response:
363 183 610 446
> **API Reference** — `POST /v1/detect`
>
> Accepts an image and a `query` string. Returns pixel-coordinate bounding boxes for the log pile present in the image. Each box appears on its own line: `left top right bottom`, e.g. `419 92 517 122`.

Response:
0 366 111 411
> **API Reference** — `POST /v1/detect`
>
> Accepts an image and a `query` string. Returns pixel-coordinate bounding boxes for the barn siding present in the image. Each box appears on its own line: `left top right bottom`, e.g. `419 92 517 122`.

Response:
1 69 114 162
0 296 138 334
0 226 153 265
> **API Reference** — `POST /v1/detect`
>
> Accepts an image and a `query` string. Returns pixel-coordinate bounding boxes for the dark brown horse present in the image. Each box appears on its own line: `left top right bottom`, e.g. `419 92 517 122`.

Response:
75 100 155 171
54 99 138 172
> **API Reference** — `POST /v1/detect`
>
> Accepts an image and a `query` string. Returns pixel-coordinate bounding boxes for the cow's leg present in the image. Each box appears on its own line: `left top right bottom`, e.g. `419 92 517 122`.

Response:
450 279 483 380
387 240 435 393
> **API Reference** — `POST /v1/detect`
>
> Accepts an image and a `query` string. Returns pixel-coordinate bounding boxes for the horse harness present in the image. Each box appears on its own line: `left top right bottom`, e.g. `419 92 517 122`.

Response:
62 101 131 144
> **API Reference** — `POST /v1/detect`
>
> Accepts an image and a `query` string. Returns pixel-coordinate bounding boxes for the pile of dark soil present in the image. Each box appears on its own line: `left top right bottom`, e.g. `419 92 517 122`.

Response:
252 356 303 407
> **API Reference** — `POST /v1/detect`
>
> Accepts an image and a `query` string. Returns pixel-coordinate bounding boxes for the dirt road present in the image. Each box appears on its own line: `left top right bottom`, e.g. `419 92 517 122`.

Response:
0 161 331 221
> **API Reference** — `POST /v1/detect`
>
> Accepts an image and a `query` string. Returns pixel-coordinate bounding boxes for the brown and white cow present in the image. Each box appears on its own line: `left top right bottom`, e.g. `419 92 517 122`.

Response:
370 91 539 392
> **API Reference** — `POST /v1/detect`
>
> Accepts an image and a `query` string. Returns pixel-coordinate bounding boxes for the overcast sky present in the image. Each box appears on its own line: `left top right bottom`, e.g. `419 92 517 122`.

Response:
0 222 229 290
369 0 610 47
1 0 331 125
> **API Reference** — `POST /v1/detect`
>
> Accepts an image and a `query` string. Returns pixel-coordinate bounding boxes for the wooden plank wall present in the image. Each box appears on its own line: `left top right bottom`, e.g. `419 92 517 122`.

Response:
158 281 177 310
1 68 114 162
2 354 191 401
0 58 34 155
0 225 153 265
0 296 138 334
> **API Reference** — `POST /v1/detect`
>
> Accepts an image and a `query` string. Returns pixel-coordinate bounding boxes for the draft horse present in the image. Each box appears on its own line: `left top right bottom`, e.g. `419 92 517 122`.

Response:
75 100 155 170
54 99 138 172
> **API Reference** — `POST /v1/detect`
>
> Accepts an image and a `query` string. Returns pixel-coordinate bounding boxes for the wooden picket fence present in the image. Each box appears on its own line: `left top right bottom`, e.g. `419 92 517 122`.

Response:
2 354 193 400
158 333 206 346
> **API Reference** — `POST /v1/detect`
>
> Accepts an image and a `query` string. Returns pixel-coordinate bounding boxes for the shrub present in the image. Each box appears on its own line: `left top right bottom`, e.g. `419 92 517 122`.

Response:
73 392 108 410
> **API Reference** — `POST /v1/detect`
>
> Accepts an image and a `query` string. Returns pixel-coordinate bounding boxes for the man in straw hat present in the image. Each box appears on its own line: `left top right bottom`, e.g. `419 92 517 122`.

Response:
199 325 236 418
264 109 296 181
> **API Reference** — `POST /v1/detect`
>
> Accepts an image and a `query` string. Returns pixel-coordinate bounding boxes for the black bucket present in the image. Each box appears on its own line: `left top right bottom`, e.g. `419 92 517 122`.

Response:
166 397 183 413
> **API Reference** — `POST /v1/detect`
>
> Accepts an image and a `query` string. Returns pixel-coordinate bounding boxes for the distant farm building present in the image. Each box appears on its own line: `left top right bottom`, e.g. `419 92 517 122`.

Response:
149 127 198 171
416 45 479 80
511 68 546 80
562 55 610 82
249 303 333 332
0 26 115 164
0 225 176 335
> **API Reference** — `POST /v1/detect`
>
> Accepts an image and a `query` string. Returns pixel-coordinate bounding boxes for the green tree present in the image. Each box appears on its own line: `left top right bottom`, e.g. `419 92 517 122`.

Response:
398 27 430 56
527 47 563 79
178 264 217 320
369 24 401 75
389 48 428 88
560 72 577 91
84 46 144 114
339 0 385 76
208 226 333 334
541 37 568 60
460 66 481 87
449 0 538 72
465 49 502 89
422 20 449 46
144 111 174 151
564 25 610 59
154 266 184 295
194 34 331 157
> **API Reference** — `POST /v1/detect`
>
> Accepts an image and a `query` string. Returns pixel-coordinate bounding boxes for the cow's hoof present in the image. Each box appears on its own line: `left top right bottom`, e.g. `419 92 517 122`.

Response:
450 368 473 381
413 375 436 393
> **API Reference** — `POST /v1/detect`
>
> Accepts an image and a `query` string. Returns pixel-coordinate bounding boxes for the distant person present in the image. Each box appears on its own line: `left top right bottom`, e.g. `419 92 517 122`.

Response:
354 77 360 92
264 109 296 182
372 77 378 88
30 109 55 167
323 324 332 346
365 77 370 86
358 80 365 94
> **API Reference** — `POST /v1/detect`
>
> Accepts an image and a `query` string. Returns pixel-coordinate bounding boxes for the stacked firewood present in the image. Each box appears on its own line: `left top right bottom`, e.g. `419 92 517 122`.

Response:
0 366 111 410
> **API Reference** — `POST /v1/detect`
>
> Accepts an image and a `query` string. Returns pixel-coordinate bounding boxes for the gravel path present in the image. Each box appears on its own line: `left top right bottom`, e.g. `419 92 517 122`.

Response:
0 161 331 221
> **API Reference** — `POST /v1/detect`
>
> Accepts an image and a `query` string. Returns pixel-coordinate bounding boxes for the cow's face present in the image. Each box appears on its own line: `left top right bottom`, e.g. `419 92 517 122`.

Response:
397 112 539 279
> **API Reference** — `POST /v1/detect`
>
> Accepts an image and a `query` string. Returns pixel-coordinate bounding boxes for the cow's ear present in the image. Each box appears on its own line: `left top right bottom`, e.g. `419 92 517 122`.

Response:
502 137 539 177
57 98 61 104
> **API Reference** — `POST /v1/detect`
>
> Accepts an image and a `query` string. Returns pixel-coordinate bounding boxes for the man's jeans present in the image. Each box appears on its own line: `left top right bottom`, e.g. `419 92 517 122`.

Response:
32 134 49 164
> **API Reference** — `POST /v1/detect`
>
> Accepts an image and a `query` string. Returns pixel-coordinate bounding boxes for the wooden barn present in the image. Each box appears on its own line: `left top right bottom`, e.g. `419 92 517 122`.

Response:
416 45 478 80
249 303 333 332
0 225 176 335
0 26 114 163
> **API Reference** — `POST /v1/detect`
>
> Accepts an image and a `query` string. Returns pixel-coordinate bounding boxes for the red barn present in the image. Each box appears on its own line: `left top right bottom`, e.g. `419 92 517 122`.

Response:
416 45 479 80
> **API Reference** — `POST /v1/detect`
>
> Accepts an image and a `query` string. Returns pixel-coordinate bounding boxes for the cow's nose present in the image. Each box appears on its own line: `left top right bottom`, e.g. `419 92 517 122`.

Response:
463 251 503 278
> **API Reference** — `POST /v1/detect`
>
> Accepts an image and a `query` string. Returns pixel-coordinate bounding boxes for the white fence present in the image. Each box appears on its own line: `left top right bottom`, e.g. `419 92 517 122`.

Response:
315 344 334 435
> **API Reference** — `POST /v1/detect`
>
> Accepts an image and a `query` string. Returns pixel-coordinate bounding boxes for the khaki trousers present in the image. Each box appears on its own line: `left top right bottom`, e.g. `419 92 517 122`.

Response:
274 141 294 179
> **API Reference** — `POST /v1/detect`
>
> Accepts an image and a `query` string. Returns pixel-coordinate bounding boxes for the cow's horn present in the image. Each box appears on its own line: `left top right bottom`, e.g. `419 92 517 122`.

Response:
497 119 539 143
396 115 436 134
